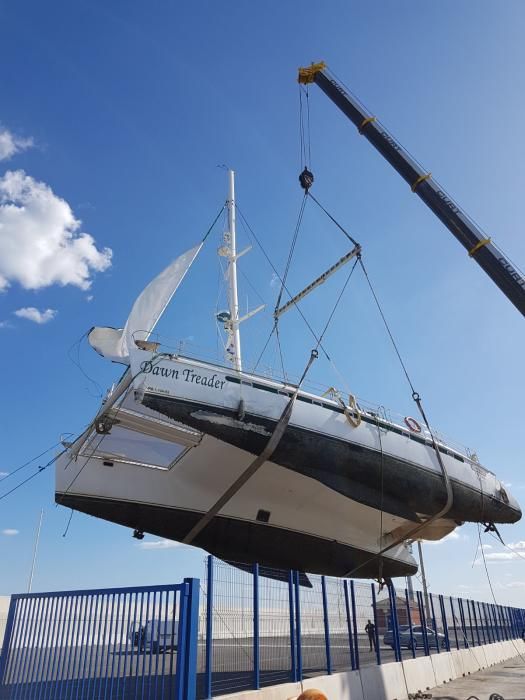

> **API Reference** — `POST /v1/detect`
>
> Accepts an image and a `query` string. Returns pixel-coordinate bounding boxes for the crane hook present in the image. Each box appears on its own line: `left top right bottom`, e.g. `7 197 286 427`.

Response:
299 167 314 191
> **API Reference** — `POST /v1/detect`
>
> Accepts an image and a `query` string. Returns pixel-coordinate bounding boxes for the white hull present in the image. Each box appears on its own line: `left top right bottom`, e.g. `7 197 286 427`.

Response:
55 379 418 578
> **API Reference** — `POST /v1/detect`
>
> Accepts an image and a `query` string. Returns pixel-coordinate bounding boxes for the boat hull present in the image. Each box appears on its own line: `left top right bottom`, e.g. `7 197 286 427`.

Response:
57 492 417 578
132 352 520 527
55 428 418 579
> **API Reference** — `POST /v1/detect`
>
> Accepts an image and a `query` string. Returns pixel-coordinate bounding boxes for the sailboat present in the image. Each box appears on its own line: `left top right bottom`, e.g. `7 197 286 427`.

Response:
56 170 521 580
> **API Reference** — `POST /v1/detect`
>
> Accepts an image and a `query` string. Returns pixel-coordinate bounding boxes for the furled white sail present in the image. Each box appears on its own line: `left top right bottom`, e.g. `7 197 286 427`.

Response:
88 242 202 362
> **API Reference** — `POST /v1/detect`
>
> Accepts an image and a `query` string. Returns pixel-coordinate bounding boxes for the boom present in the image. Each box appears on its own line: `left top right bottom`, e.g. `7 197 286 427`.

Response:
298 62 525 316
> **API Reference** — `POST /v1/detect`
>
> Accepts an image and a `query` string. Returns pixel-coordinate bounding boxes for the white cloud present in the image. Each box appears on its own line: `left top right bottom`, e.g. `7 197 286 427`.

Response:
0 320 11 329
1 529 19 536
14 307 57 324
481 551 525 562
0 127 33 161
481 544 493 550
0 471 8 477
86 295 94 302
0 170 112 292
137 538 183 550
425 530 461 545
507 541 525 551
504 581 525 588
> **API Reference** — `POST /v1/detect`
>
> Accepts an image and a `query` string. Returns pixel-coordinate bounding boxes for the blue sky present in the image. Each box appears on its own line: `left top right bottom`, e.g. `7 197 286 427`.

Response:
1 0 525 606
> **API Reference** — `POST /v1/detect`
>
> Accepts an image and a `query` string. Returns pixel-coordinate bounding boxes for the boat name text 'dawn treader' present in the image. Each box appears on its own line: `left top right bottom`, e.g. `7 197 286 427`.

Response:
140 360 226 390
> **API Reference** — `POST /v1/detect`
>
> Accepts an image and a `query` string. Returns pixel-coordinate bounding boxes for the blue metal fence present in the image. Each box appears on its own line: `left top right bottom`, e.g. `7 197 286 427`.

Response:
0 579 199 700
199 556 525 698
2 561 525 700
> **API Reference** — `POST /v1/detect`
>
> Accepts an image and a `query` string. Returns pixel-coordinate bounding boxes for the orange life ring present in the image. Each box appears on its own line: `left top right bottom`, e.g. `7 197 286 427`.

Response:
404 416 422 433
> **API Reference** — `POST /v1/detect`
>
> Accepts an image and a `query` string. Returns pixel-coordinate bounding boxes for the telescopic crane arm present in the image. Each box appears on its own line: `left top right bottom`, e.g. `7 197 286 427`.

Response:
298 62 525 316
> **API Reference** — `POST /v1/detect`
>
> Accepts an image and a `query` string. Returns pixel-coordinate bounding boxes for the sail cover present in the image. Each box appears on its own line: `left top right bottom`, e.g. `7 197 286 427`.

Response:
89 242 202 363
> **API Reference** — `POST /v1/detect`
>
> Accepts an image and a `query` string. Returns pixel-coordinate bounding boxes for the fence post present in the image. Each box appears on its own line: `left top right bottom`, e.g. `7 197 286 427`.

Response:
294 571 303 682
205 556 214 699
449 598 460 650
476 601 486 645
471 599 481 646
491 604 500 642
496 605 505 641
405 589 416 659
0 595 18 685
371 583 381 665
343 580 356 670
350 581 360 670
458 599 469 648
504 606 511 640
321 576 332 674
483 603 493 643
387 581 401 662
429 594 440 654
466 599 475 647
500 606 509 641
438 595 450 651
510 607 519 638
182 578 200 700
288 571 297 682
417 590 430 656
253 563 260 690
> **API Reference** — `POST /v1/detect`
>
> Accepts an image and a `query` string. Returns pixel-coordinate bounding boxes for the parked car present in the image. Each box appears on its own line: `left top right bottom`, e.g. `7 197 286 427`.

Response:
384 625 447 651
129 620 179 653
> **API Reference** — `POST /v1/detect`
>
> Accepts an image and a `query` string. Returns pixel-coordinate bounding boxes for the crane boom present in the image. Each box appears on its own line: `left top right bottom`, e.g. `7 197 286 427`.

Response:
298 62 525 316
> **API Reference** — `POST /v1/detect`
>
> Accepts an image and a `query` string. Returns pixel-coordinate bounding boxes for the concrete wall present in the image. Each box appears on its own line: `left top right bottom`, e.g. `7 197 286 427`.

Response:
221 638 525 700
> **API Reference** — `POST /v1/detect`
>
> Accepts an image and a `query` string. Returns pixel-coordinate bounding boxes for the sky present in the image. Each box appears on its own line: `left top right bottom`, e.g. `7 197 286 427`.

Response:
1 0 525 608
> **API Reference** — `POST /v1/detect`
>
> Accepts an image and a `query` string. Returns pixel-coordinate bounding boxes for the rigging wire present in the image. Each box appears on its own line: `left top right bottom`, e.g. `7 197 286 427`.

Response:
0 451 66 502
306 191 359 247
236 205 332 362
67 331 104 399
274 193 308 314
0 441 65 484
478 525 525 664
62 509 75 537
358 258 417 396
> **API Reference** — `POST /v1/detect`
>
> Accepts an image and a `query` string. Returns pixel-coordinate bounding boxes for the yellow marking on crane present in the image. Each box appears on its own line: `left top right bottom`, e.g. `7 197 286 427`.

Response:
411 172 432 192
469 238 491 257
298 62 327 84
358 116 376 133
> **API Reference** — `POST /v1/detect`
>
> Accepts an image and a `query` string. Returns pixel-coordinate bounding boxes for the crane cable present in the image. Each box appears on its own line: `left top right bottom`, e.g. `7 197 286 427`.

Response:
301 187 455 577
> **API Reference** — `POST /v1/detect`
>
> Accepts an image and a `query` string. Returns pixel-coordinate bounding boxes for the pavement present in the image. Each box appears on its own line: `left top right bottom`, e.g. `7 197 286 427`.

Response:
430 656 525 700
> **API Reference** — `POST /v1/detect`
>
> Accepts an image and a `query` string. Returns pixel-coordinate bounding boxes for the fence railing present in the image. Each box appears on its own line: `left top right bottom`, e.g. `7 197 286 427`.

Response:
0 579 200 700
198 556 525 698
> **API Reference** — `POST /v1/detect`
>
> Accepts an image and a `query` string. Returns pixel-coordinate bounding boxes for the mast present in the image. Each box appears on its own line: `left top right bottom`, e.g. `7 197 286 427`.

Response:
224 169 242 371
28 508 43 593
218 169 264 370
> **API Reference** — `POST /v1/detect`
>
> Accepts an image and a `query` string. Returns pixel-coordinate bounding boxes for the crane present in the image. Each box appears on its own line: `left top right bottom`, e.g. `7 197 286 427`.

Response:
298 62 525 316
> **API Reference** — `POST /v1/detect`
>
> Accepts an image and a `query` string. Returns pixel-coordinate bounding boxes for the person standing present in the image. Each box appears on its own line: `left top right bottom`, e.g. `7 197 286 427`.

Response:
365 619 376 651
